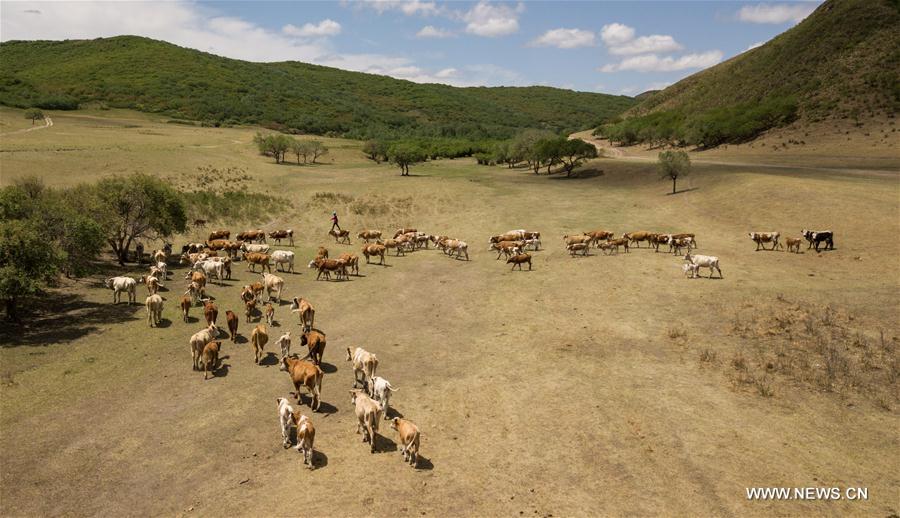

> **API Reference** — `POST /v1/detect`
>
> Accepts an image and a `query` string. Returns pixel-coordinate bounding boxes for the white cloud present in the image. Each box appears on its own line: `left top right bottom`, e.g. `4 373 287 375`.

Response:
282 19 342 37
737 3 816 24
529 28 595 49
599 23 681 55
599 50 724 72
356 0 440 17
463 2 522 37
599 23 635 46
745 41 765 51
608 34 681 55
416 25 454 38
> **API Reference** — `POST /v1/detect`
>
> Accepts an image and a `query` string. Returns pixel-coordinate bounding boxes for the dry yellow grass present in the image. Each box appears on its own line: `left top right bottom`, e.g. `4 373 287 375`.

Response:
1 108 898 516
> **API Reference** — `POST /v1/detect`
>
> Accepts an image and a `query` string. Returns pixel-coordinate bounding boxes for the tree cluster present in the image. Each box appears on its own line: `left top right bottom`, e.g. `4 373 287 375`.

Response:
476 132 599 177
596 96 798 149
253 133 329 164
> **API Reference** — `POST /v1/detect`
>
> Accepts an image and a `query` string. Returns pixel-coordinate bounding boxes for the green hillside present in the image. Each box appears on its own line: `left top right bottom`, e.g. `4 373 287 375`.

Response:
601 0 899 147
0 36 635 140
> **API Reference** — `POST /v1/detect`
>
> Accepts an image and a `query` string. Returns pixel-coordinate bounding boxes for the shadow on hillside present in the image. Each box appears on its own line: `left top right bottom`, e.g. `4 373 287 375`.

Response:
0 292 141 348
549 168 605 180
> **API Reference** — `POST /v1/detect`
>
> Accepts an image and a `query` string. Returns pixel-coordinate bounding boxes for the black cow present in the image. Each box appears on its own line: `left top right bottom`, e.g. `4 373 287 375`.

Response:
801 229 834 252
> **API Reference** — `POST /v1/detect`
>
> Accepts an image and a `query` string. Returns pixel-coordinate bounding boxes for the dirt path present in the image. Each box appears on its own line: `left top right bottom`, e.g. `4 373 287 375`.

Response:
3 116 53 135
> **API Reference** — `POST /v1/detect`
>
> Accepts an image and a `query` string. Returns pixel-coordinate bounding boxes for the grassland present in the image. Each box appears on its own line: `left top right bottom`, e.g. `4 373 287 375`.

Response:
1 107 899 516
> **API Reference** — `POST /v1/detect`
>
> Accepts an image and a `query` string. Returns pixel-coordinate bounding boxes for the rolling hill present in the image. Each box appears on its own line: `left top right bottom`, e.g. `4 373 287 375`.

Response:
601 0 899 147
0 36 635 140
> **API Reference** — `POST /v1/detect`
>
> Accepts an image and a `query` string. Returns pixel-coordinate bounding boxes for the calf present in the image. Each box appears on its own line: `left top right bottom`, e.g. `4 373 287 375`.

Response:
245 299 257 323
145 294 163 327
801 229 834 252
264 302 275 325
275 331 292 359
370 376 397 419
225 310 239 342
200 341 222 380
251 324 269 365
276 397 296 448
337 253 360 276
785 237 802 253
293 413 316 469
350 390 382 453
749 231 780 251
180 295 191 323
281 356 324 411
605 237 630 254
490 241 523 260
391 417 420 467
507 253 532 271
347 347 379 391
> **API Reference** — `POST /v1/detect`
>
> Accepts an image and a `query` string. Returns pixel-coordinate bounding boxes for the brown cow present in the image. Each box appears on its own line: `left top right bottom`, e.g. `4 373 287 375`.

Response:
308 257 347 281
200 341 222 380
225 310 239 342
584 230 614 247
361 244 387 265
180 295 192 323
357 230 382 243
329 229 351 244
264 302 275 325
337 253 360 276
203 300 218 326
251 324 268 365
206 239 229 251
391 417 421 467
281 356 324 411
507 253 532 271
242 252 271 273
208 230 230 241
624 231 653 248
245 299 257 323
300 330 327 366
268 229 294 246
237 229 266 243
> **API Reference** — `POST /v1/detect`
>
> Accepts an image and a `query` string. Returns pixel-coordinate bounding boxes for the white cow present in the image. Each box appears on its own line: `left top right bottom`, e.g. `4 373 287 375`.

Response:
105 276 137 304
193 260 225 284
261 272 285 303
275 331 292 359
684 253 723 279
370 376 398 420
276 397 295 448
347 347 379 391
270 250 295 273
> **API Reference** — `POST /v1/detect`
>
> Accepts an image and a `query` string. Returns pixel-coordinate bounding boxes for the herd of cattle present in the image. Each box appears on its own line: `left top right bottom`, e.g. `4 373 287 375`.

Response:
102 223 837 469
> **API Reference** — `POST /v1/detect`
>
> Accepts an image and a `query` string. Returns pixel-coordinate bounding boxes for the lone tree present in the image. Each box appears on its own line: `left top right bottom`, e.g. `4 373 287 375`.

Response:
309 140 329 163
558 138 599 177
388 143 426 176
658 150 691 194
90 174 187 265
24 108 44 125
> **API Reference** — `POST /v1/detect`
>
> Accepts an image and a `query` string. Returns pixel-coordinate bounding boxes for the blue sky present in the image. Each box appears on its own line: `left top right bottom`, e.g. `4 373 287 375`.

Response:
1 0 821 95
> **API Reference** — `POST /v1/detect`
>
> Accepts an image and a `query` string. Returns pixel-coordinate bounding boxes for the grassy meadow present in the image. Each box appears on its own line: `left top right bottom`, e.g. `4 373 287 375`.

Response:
1 107 899 516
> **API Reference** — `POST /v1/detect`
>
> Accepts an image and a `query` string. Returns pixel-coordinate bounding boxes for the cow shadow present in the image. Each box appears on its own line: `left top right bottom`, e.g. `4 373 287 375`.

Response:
312 450 328 470
259 352 280 366
186 315 200 324
319 362 338 374
375 434 398 453
156 318 173 328
234 334 248 345
384 407 404 419
314 401 339 415
549 168 605 180
415 456 434 471
212 361 230 378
